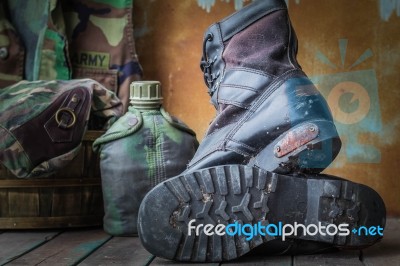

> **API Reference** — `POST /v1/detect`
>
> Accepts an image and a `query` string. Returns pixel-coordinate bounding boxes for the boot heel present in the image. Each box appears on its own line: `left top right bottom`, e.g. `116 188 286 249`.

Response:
253 120 341 174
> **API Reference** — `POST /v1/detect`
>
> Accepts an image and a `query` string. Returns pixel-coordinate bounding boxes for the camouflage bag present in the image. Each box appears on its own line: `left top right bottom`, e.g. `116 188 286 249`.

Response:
0 79 122 178
93 81 198 236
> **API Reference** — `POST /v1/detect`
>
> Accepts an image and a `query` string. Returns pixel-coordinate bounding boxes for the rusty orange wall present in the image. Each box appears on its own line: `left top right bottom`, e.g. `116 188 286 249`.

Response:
133 0 400 216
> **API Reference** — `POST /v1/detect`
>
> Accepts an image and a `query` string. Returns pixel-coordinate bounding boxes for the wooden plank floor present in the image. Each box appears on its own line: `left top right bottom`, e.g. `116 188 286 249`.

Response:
0 218 398 266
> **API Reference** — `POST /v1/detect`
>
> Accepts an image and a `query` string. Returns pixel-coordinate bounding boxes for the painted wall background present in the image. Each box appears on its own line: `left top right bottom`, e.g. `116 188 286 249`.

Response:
132 0 400 216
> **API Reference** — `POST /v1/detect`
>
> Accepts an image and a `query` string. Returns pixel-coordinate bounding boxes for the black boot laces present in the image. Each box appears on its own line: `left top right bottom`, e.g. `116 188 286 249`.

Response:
200 33 220 95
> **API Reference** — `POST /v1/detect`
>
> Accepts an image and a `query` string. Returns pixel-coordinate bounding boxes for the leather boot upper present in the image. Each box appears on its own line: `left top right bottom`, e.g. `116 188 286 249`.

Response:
190 0 340 173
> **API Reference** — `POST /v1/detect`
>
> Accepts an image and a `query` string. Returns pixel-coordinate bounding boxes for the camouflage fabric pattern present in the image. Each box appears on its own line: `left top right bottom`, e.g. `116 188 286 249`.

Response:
6 0 71 81
1 0 142 115
0 79 122 130
93 107 198 236
62 0 143 112
0 79 123 178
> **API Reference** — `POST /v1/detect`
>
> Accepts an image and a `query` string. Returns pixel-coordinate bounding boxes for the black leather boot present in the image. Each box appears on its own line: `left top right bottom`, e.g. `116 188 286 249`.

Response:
190 0 341 174
137 0 386 262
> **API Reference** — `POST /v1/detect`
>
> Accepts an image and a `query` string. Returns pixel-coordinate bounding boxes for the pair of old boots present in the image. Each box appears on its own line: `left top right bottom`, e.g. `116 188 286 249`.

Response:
137 0 386 262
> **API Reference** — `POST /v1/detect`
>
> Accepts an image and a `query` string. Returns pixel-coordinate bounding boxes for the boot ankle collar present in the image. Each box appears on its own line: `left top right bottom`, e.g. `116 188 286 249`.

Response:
218 0 287 42
201 0 287 105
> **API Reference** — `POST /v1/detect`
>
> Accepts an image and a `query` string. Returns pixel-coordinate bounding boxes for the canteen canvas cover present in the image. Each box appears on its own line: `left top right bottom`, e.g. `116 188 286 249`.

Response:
93 107 198 236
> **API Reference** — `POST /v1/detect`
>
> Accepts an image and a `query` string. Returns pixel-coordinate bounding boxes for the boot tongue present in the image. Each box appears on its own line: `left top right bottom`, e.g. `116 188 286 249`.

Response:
130 81 163 110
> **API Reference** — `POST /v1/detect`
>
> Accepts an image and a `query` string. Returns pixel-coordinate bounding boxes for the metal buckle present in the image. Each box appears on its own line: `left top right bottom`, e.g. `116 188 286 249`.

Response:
55 108 77 129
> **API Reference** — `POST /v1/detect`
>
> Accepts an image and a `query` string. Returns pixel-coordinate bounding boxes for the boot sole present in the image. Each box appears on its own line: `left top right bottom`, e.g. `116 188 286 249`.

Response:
138 165 386 262
253 120 341 174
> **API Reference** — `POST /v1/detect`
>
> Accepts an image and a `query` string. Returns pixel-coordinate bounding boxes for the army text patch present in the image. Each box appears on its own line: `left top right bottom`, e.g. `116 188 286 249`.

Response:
72 51 110 69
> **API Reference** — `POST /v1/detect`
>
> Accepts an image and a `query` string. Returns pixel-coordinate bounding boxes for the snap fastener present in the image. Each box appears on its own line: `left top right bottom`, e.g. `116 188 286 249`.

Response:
127 117 138 127
0 47 9 59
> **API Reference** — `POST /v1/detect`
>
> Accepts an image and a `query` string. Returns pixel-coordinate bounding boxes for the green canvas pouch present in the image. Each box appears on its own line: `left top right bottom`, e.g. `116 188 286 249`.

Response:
93 81 199 236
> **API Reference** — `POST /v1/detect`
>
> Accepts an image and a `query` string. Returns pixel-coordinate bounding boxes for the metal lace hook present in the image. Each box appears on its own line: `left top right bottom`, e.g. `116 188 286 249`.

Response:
202 33 214 63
